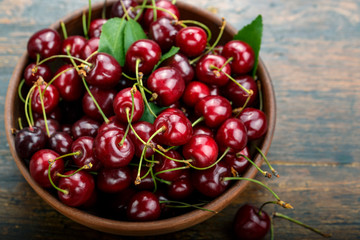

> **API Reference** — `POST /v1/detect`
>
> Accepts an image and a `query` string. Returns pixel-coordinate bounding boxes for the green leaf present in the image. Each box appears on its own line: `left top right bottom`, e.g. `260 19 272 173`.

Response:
153 46 180 71
139 102 168 124
98 18 126 66
123 18 148 55
233 15 263 78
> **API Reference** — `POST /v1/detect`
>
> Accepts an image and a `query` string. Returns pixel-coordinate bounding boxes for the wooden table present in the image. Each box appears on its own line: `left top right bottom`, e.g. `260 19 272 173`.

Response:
1 0 359 239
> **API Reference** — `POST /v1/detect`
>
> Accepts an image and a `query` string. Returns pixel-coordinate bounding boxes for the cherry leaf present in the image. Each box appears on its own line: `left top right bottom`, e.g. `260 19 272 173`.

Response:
139 102 168 124
123 19 148 56
153 46 180 71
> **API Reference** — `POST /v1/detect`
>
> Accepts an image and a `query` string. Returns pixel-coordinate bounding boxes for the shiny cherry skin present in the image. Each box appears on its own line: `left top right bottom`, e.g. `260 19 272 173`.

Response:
125 39 162 75
128 121 156 158
176 26 207 58
31 83 60 114
222 75 258 108
86 52 122 89
127 191 161 221
224 146 251 175
48 131 73 155
191 161 231 198
233 204 271 240
94 128 135 168
143 0 180 30
222 40 255 75
182 81 210 107
167 170 194 200
15 126 47 159
53 64 84 101
153 108 193 146
23 63 52 86
98 115 126 134
238 108 268 141
71 116 100 139
147 67 185 106
81 37 99 60
82 86 116 121
89 18 107 38
196 54 231 86
33 106 62 123
29 149 64 188
61 35 87 60
110 0 142 20
216 118 248 152
149 17 182 52
71 136 102 171
208 84 221 96
34 118 60 137
57 170 95 207
113 87 144 123
183 134 218 168
97 167 132 193
160 52 194 83
194 95 232 128
27 28 61 60
192 124 214 138
154 150 184 181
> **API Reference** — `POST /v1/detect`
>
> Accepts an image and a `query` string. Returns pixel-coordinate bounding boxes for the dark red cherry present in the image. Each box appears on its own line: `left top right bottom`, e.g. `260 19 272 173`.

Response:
97 167 132 193
128 121 156 158
86 52 122 89
27 28 61 60
182 81 210 107
183 134 218 168
154 150 185 181
113 87 144 123
31 83 60 114
71 116 100 139
29 149 64 188
24 63 52 86
53 64 84 101
89 18 107 38
153 108 193 146
131 167 155 190
61 35 87 60
196 54 231 86
233 204 271 240
60 124 72 136
94 128 135 168
222 40 255 75
82 86 116 121
191 161 231 198
208 84 221 96
216 118 248 152
147 67 185 106
238 108 268 141
127 191 161 221
143 0 180 30
167 170 194 200
222 75 258 108
125 39 161 75
176 26 207 57
71 136 102 171
15 126 47 159
81 37 99 60
149 17 182 52
57 170 95 207
192 124 214 138
110 0 142 20
98 115 126 134
34 118 60 137
224 146 251 175
161 52 194 83
49 131 73 155
194 95 232 128
33 106 62 123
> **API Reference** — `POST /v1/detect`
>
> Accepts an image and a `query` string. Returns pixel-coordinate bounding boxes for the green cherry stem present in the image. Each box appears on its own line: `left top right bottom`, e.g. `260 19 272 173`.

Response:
37 54 91 66
18 118 23 130
37 85 50 137
120 0 131 21
87 0 92 36
136 5 179 22
154 165 189 177
255 146 279 178
151 0 157 22
159 200 216 213
188 147 231 170
134 0 147 22
24 84 37 129
119 88 137 147
18 79 26 103
236 153 271 178
122 72 137 81
48 159 68 195
101 0 107 19
177 20 212 43
60 21 68 39
191 116 204 127
57 163 93 178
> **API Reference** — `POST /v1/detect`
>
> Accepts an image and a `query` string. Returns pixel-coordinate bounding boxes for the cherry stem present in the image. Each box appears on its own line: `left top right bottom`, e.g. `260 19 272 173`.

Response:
57 163 93 178
24 84 37 129
18 117 23 130
47 161 68 195
189 147 230 170
150 165 158 192
151 0 157 21
37 85 50 137
87 0 92 37
60 21 68 39
82 11 89 39
120 0 131 21
178 20 212 43
41 66 75 96
191 116 204 127
171 0 177 4
234 93 253 117
119 88 137 146
136 5 178 22
257 79 263 111
273 212 332 238
18 79 26 103
154 148 192 164
255 146 279 178
236 153 271 178
159 200 216 213
101 0 107 19
134 0 147 22
122 72 137 81
37 54 91 66
154 165 189 177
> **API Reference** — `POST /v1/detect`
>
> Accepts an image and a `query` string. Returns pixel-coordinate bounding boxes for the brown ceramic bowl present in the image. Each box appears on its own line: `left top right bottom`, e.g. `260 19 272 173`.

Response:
5 0 276 236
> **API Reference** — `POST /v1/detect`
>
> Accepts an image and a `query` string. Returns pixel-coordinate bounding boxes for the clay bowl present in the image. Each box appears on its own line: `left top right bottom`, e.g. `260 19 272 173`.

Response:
5 0 276 236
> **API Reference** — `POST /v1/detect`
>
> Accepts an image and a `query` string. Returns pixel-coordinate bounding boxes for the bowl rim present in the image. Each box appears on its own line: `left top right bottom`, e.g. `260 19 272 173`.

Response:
4 0 276 236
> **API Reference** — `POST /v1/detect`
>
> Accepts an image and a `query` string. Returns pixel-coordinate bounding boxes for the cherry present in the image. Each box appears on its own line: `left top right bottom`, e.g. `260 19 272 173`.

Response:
31 83 60 114
98 115 126 134
71 116 100 139
182 134 218 168
182 81 210 107
24 63 52 86
143 0 180 30
48 131 73 155
27 28 62 60
61 35 87 60
167 170 194 200
53 64 84 101
71 136 102 171
222 75 258 108
208 84 221 96
154 150 185 181
224 146 251 175
34 117 60 137
15 126 47 159
86 52 122 89
81 37 99 60
216 118 248 152
191 161 231 198
175 26 207 58
194 95 232 128
192 124 214 138
97 167 132 193
222 40 255 75
196 54 231 86
131 167 155 190
160 52 194 83
147 67 185 106
153 108 193 146
57 170 95 207
29 149 64 188
94 128 135 168
110 0 142 20
113 87 144 123
238 108 268 141
89 18 107 38
33 106 62 123
125 39 162 75
233 204 270 240
82 86 116 121
149 17 182 52
128 121 156 158
126 191 161 221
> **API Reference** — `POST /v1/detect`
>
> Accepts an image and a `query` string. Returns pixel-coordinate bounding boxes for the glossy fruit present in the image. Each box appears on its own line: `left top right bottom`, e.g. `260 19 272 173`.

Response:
53 64 84 101
126 191 161 221
224 146 250 175
176 26 207 57
34 118 60 137
61 35 87 60
110 0 142 20
160 52 194 83
154 150 185 181
82 86 116 121
81 37 100 60
71 116 100 139
222 40 255 75
27 28 61 59
98 115 126 134
128 121 156 158
182 81 210 107
15 127 47 159
216 118 248 152
149 17 182 52
89 18 107 38
71 136 102 171
23 63 52 86
196 54 231 86
113 87 144 123
31 83 60 114
97 167 132 193
238 108 268 141
143 0 180 30
222 75 258 108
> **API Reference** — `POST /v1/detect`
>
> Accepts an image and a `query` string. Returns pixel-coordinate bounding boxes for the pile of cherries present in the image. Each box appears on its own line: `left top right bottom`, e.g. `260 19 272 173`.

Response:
13 0 275 235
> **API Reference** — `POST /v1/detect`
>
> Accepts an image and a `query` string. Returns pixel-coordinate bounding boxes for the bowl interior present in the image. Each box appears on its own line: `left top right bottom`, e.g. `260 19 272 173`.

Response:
4 0 276 236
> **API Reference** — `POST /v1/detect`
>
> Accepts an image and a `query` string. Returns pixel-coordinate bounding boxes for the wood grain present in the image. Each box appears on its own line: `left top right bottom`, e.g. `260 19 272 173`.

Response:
1 0 359 239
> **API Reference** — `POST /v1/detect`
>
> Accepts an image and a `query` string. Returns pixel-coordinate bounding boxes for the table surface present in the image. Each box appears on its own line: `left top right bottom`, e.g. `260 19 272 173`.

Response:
1 0 359 239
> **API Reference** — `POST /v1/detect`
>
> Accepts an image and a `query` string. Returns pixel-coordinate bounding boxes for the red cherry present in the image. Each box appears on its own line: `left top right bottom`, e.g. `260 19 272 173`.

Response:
126 191 161 221
61 35 87 60
71 136 102 171
196 54 231 86
34 118 60 137
89 18 107 38
97 167 132 193
71 116 100 139
15 126 47 159
31 83 60 114
23 63 52 86
167 170 194 200
183 134 218 168
113 87 144 123
192 124 214 138
53 64 84 101
81 37 99 60
182 81 210 107
160 52 194 83
149 17 182 52
222 40 255 75
98 115 126 134
131 167 155 190
176 26 207 57
216 118 248 152
82 86 116 121
154 150 185 181
27 28 62 60
143 0 180 30
128 121 157 158
238 108 268 141
110 0 142 20
222 75 258 108
224 146 251 175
